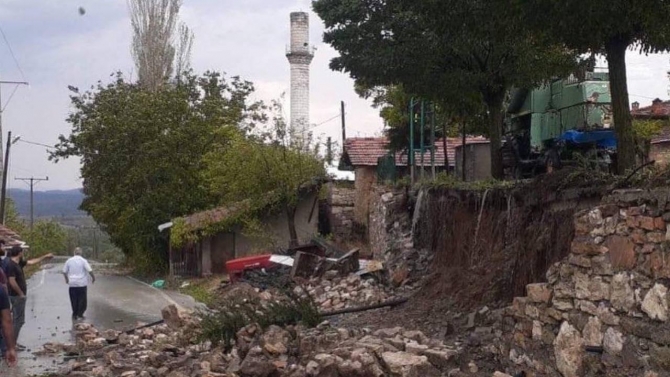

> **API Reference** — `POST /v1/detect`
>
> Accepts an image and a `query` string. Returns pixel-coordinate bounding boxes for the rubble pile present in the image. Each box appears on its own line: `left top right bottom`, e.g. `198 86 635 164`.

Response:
45 305 206 377
297 273 394 311
45 301 476 377
504 190 670 377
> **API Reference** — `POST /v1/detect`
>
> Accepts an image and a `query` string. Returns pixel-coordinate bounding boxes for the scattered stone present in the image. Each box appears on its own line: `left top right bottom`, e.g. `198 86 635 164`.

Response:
641 284 669 322
554 322 584 377
381 352 441 377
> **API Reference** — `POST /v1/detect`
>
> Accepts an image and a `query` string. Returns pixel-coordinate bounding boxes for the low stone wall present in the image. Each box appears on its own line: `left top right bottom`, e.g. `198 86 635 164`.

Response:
506 188 670 377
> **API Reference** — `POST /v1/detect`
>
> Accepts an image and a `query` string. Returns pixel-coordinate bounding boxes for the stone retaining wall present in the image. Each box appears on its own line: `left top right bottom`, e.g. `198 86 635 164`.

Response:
506 188 670 377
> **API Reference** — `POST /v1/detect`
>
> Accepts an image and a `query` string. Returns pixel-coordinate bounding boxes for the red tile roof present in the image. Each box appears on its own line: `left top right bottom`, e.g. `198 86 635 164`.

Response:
0 225 27 250
632 99 670 120
342 137 489 168
631 99 670 144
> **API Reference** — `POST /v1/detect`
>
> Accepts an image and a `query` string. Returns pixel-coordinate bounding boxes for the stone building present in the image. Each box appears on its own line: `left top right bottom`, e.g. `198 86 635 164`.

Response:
338 136 487 230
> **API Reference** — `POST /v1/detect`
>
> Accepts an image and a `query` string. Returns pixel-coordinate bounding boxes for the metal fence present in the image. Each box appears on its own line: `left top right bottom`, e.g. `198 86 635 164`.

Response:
170 242 202 277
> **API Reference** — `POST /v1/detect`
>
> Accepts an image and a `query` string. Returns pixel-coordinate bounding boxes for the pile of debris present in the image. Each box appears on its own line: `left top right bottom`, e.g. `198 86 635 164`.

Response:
43 302 489 377
296 273 394 312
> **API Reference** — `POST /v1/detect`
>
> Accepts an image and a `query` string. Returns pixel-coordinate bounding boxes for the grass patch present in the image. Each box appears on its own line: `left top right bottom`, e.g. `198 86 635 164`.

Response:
181 282 216 307
199 287 321 350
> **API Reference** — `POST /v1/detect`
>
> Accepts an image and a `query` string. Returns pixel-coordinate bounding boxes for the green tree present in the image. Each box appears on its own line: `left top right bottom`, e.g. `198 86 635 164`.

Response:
3 199 68 257
356 84 487 174
50 71 262 272
518 0 670 173
313 0 577 179
24 221 69 256
203 100 325 247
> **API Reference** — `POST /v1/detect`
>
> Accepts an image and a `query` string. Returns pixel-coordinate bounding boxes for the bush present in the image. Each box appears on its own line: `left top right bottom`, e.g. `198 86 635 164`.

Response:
199 287 321 350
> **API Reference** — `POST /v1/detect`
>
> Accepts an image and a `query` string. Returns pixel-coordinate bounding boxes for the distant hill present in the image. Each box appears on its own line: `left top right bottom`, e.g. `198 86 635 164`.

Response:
8 188 85 218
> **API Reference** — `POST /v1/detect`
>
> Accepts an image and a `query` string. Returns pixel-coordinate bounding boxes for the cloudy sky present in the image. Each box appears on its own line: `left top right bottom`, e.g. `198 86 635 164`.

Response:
0 0 668 190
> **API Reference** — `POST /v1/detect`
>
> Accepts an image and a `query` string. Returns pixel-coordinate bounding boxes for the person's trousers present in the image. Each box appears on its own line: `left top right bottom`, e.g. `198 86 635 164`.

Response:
69 287 87 317
9 296 26 343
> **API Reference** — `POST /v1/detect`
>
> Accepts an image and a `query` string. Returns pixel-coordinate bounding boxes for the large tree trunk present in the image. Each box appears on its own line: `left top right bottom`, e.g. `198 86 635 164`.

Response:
286 204 299 248
605 36 635 174
484 92 505 179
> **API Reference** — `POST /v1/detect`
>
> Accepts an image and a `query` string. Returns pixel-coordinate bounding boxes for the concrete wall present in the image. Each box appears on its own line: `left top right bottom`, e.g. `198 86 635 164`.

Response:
454 143 491 181
201 191 320 273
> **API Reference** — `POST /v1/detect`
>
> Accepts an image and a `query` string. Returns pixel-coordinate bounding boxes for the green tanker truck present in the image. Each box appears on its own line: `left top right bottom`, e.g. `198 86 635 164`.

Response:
504 67 616 178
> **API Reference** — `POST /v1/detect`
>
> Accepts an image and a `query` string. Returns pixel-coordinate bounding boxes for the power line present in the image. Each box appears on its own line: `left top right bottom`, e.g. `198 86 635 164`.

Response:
0 24 27 82
311 112 347 130
629 93 660 101
17 139 54 149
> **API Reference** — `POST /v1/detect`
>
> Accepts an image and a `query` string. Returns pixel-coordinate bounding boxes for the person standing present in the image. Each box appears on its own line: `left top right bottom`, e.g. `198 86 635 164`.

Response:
0 241 8 359
0 284 16 367
3 246 53 350
62 247 95 320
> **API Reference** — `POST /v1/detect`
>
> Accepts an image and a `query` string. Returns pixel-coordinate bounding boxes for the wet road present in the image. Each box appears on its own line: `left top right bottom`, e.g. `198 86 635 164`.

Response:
0 260 196 376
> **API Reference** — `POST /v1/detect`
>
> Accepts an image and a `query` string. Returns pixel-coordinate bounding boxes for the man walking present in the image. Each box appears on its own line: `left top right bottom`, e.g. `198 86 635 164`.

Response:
4 246 53 350
62 247 95 320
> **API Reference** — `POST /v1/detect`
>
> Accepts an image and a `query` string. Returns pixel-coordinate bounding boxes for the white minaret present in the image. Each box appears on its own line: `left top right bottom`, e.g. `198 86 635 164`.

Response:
286 12 314 139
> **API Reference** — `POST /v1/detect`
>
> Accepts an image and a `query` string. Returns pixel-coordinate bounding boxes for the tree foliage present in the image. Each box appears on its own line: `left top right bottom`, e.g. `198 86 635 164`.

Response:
313 0 578 179
128 0 194 90
4 199 69 257
50 72 261 271
518 0 670 173
356 84 488 155
203 100 325 247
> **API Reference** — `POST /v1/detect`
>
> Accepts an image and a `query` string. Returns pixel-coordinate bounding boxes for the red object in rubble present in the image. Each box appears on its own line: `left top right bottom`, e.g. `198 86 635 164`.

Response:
226 254 273 282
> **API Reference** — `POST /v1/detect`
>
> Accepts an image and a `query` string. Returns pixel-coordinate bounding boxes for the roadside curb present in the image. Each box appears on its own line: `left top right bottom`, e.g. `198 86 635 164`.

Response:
125 275 184 311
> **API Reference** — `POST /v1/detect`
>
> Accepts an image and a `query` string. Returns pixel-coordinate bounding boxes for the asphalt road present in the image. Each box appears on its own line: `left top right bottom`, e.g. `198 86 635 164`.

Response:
0 260 196 376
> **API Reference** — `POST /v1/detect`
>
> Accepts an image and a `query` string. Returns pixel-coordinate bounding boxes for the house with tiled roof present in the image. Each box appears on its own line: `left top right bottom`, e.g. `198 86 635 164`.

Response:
632 99 670 166
339 136 489 227
159 186 320 277
0 224 28 251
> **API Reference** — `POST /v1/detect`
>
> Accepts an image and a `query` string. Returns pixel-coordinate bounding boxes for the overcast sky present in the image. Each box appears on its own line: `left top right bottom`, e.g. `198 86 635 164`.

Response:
0 0 669 190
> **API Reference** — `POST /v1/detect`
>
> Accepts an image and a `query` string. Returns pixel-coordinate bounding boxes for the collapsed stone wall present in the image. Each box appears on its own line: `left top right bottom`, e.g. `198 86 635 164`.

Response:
506 188 670 377
367 186 433 285
413 187 601 307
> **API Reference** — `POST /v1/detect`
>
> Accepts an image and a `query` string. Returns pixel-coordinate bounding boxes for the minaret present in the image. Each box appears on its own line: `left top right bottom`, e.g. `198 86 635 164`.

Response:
286 12 314 139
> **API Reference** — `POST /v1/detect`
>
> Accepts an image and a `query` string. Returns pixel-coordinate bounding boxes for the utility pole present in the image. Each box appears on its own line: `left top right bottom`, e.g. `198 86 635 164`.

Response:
0 80 29 170
15 176 48 230
0 131 20 224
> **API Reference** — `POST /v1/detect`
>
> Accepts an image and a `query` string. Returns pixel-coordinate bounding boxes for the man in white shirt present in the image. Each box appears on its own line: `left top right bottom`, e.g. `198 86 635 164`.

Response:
62 247 95 320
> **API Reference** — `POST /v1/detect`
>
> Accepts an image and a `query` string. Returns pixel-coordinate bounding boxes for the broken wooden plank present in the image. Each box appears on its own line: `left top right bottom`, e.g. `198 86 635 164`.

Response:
320 298 409 317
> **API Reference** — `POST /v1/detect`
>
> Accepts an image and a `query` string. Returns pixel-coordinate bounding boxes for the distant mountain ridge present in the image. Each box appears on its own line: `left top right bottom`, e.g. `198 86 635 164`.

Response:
8 188 85 218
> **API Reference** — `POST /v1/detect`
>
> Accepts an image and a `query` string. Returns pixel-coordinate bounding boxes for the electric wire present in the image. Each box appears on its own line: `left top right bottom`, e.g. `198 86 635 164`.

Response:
17 139 55 150
0 23 28 82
